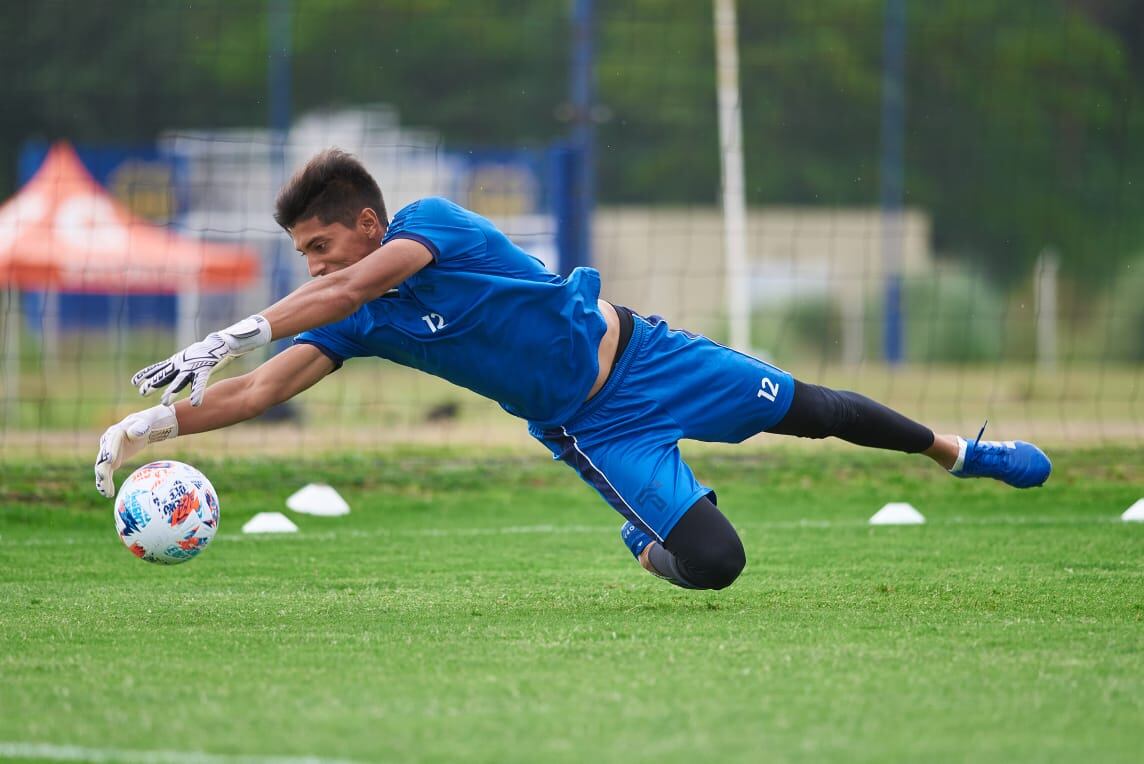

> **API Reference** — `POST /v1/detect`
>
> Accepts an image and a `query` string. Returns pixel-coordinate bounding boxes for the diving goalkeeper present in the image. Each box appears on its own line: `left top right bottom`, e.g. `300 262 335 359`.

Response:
94 149 1051 591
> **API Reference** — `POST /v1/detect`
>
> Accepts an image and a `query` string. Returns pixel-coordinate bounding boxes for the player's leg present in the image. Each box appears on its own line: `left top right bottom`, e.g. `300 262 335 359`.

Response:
630 314 1049 489
620 496 744 590
765 380 1051 488
530 417 744 590
767 379 946 460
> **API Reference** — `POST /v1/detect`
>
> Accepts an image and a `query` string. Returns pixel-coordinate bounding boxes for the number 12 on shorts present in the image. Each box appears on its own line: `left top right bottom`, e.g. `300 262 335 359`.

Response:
757 376 779 402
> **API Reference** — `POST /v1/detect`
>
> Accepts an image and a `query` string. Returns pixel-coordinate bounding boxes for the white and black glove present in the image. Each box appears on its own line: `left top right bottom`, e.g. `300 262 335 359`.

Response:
94 404 179 498
131 315 272 406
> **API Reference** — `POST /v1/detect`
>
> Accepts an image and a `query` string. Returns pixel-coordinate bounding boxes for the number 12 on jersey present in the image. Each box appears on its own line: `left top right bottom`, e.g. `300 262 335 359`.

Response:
421 313 447 333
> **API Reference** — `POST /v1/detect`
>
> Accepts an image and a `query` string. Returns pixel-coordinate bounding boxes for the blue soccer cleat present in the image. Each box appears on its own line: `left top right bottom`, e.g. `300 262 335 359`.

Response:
620 521 655 559
950 422 1051 488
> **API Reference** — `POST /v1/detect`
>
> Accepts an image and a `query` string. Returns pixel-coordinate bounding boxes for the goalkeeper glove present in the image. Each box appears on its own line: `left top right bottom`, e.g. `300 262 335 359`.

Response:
131 314 272 406
94 404 179 498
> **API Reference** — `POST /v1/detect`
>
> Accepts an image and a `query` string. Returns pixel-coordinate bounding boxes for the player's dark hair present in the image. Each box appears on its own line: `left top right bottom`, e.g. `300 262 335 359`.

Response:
274 148 387 230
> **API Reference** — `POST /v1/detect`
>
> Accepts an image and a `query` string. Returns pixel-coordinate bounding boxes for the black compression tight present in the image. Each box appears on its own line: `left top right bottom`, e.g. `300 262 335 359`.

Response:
644 381 933 591
646 496 745 590
766 380 935 454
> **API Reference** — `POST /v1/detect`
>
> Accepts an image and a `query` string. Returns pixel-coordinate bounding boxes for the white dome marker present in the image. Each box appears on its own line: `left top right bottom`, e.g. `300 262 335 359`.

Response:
1121 499 1144 523
869 502 925 525
286 484 350 517
242 512 299 534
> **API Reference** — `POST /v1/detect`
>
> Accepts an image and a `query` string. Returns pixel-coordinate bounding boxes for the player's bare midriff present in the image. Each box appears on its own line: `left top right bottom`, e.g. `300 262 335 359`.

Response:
586 300 620 401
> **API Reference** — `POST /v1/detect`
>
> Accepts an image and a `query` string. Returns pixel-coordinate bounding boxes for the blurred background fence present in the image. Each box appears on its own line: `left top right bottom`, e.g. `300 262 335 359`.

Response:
1 0 1141 458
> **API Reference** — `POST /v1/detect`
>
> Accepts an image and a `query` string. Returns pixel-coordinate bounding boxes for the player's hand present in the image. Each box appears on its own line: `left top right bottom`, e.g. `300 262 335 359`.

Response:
94 405 179 498
131 315 272 406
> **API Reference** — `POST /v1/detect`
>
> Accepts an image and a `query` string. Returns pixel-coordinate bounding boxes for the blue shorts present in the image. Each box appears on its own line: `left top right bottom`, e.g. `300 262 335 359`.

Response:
529 313 794 541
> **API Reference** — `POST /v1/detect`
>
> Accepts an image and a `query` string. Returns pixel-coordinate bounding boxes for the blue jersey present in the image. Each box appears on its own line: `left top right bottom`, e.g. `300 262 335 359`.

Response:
294 197 609 427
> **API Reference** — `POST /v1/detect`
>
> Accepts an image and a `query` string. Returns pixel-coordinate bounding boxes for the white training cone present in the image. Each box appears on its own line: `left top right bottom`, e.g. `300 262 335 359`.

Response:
242 512 299 534
869 502 925 525
286 484 350 517
1121 499 1144 523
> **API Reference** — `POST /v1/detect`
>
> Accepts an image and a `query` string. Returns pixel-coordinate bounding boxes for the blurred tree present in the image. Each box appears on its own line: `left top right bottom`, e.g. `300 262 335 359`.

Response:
595 0 720 207
1069 0 1144 74
738 1 884 206
187 0 568 147
0 0 267 195
905 1 1141 284
611 0 1142 285
0 0 1139 285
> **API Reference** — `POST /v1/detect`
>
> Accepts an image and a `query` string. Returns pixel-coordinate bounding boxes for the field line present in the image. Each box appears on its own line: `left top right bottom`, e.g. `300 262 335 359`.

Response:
211 515 1120 543
0 741 362 764
0 516 1125 548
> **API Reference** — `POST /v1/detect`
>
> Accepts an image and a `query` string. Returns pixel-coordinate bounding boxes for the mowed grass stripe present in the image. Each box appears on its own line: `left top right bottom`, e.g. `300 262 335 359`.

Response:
0 514 1132 549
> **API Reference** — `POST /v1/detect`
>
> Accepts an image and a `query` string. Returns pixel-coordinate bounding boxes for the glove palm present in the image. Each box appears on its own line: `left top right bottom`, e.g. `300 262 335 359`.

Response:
94 405 178 498
131 315 271 406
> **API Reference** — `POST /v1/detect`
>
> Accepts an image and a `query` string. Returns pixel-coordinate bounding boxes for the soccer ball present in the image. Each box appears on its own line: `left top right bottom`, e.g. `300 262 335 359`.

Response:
114 460 220 565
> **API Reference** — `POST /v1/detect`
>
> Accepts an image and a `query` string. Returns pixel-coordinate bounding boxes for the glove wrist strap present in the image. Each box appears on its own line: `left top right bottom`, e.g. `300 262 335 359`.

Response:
221 314 272 354
145 404 179 443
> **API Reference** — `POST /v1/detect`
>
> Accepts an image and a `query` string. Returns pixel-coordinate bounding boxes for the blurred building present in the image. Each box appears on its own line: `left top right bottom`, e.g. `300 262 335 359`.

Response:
594 206 932 360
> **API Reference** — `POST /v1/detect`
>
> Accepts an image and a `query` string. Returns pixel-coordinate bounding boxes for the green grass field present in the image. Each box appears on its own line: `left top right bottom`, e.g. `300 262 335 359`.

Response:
1 446 1141 763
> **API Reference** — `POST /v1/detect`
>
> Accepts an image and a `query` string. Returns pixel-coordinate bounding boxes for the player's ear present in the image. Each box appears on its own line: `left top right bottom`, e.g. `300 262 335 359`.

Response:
357 208 382 240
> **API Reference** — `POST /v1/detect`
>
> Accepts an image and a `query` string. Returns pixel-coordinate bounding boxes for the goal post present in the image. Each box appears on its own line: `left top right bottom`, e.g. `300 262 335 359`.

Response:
713 0 751 353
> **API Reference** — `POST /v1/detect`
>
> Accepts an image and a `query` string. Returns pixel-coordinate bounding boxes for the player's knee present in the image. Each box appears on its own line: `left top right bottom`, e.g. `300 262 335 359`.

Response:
662 495 747 590
688 532 746 590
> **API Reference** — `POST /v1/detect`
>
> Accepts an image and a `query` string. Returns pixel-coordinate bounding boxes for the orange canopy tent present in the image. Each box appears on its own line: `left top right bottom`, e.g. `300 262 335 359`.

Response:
0 142 261 420
0 141 258 292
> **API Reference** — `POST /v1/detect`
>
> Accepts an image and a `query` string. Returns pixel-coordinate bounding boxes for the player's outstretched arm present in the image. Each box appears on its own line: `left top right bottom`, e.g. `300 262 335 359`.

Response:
96 344 335 497
132 237 431 406
172 342 336 435
260 237 432 338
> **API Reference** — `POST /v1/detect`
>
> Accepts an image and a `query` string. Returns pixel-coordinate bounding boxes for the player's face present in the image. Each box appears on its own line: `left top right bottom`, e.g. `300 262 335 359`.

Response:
290 209 384 277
